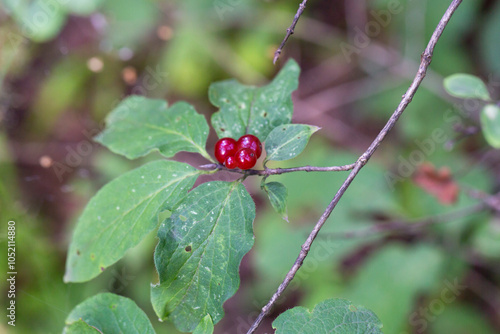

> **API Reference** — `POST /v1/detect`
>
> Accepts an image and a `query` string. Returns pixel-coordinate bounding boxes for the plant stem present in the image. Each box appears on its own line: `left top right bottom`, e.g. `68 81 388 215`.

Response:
320 202 486 240
273 0 309 64
197 163 356 175
247 1 464 332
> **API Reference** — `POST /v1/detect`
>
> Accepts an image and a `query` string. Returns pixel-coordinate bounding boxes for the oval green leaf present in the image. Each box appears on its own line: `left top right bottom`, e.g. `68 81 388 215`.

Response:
262 181 289 222
64 293 155 334
272 298 383 334
95 95 212 161
64 160 200 282
151 181 255 332
443 74 491 101
210 59 299 141
265 124 319 162
480 104 500 148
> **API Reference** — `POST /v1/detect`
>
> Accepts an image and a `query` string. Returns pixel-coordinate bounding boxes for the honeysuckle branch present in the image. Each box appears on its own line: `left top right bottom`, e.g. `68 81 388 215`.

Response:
319 202 487 240
247 1 463 333
197 163 356 175
465 188 500 212
273 0 309 64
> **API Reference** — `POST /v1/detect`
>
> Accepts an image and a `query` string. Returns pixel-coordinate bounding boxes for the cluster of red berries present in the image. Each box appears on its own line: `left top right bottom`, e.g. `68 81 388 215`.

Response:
215 134 263 170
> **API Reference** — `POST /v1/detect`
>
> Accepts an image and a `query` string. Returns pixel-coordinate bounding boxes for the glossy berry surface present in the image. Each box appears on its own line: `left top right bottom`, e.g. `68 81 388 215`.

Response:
214 137 237 164
235 148 257 170
225 156 237 169
237 134 262 158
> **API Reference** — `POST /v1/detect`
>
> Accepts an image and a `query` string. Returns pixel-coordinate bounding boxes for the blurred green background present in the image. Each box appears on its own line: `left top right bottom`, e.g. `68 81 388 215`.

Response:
1 0 500 333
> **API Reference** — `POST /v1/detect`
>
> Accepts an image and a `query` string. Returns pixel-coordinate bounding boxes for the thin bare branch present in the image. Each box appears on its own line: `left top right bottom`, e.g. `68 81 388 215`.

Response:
273 0 308 64
321 202 486 240
247 1 464 332
197 163 356 175
464 188 500 212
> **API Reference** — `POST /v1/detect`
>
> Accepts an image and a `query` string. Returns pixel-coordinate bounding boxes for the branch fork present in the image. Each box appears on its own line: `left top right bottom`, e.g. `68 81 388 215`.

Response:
247 1 465 333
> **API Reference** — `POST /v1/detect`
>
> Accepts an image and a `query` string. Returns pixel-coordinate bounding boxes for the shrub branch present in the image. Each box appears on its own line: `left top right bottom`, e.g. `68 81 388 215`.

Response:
273 0 309 64
321 202 487 240
197 163 356 175
247 0 464 333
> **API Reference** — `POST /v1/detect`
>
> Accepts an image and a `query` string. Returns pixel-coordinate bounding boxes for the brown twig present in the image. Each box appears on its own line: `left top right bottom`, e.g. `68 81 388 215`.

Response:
273 0 308 64
464 188 500 212
320 202 486 240
247 1 464 333
466 270 500 314
197 163 356 175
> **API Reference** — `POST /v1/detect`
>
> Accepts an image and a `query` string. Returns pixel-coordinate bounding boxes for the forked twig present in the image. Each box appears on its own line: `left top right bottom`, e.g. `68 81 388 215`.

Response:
321 202 487 240
247 0 464 332
273 0 309 64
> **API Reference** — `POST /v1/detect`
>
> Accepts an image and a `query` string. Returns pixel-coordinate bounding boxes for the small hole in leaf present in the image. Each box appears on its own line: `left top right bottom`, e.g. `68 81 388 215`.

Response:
185 245 192 252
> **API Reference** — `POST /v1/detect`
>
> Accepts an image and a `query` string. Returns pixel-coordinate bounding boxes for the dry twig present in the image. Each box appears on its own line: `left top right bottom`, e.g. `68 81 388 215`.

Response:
273 0 308 64
247 1 464 332
198 163 355 175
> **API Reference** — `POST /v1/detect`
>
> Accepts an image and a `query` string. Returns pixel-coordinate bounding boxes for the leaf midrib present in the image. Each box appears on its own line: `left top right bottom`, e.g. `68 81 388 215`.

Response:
75 170 200 262
161 183 238 318
112 117 207 157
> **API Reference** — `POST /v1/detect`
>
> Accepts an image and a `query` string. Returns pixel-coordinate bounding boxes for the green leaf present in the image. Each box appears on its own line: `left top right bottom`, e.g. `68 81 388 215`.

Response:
209 59 300 141
64 293 155 334
443 74 491 101
262 182 288 222
480 104 500 148
64 320 102 333
272 298 383 334
193 314 214 334
264 124 319 162
64 160 200 282
151 181 255 332
95 95 212 161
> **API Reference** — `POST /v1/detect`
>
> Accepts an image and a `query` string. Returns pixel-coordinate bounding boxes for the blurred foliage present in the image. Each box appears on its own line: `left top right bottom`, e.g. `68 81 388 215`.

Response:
1 0 500 333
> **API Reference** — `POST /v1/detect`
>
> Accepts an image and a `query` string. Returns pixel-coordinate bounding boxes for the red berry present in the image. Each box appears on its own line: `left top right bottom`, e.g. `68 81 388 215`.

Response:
235 148 257 170
237 134 262 158
214 137 237 164
225 156 237 169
